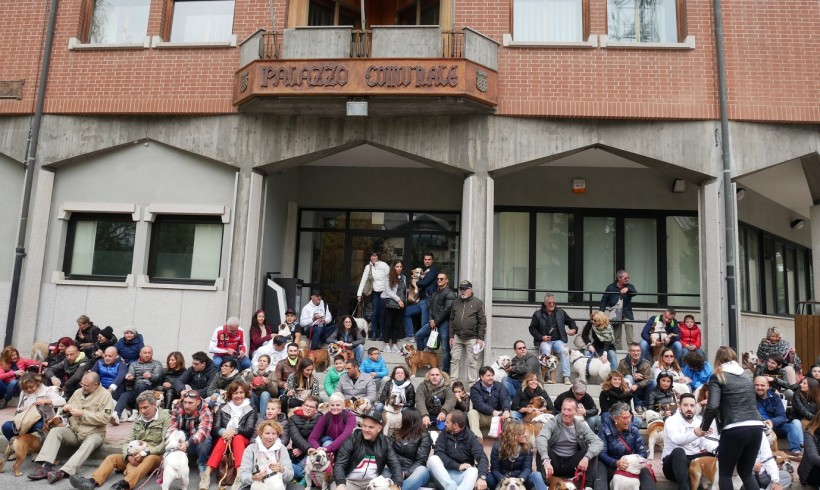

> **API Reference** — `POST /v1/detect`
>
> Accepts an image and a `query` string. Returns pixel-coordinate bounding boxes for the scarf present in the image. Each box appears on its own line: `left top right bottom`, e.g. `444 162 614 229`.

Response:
255 436 282 456
227 399 251 429
391 378 411 401
593 324 615 343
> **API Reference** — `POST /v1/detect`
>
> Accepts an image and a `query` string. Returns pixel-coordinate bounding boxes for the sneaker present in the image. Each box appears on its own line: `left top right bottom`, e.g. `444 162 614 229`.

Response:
69 475 98 490
400 337 414 344
120 409 130 420
199 469 210 490
785 450 803 460
110 412 120 426
635 406 646 414
110 479 130 490
47 470 68 484
563 376 572 385
127 410 138 422
28 464 52 481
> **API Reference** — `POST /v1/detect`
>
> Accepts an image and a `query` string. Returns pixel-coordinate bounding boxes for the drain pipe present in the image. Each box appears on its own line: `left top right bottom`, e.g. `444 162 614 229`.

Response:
5 0 60 346
713 0 739 349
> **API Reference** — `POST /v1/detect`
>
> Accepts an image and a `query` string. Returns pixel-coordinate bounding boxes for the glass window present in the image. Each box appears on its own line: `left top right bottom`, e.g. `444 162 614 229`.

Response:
739 228 761 312
607 0 678 43
170 0 234 43
65 214 136 280
583 217 615 301
148 216 223 282
534 212 569 303
797 250 809 308
493 212 530 302
762 237 776 314
308 0 360 27
349 212 409 230
666 216 699 307
625 218 657 304
514 0 583 42
89 0 150 44
785 247 796 314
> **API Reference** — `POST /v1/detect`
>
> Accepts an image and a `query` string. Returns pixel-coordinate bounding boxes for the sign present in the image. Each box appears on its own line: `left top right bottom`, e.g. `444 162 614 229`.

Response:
0 80 24 99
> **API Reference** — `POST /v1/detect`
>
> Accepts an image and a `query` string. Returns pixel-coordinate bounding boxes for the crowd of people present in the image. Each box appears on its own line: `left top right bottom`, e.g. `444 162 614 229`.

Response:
0 261 817 490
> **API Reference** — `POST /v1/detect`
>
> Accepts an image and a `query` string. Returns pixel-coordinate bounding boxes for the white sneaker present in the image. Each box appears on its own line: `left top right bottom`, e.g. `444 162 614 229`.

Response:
127 410 138 422
120 409 130 420
110 412 120 426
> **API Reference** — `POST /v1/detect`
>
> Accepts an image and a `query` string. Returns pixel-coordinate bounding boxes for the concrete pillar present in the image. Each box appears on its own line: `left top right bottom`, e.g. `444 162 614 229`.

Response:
810 205 820 299
698 178 730 355
16 170 55 349
227 169 252 320
460 172 494 352
239 171 265 328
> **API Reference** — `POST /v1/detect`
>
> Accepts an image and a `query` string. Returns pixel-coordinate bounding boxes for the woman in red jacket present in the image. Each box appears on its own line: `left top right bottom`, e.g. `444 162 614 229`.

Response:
678 315 704 362
248 309 273 358
0 346 42 408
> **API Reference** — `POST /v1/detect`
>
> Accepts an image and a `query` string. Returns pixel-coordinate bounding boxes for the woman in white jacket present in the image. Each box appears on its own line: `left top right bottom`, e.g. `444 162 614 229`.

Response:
356 251 390 342
1 372 65 441
237 419 294 489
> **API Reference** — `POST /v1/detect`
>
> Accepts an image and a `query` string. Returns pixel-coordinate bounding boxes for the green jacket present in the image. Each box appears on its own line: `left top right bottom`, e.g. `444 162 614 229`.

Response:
324 367 345 396
123 407 172 457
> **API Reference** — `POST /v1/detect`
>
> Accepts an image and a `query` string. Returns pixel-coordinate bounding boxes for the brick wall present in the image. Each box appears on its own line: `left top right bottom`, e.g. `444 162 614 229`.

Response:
0 0 816 122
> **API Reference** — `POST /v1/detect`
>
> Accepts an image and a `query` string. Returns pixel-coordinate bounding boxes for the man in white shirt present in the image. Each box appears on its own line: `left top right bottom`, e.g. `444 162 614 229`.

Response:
251 335 287 369
662 393 719 490
300 289 336 350
753 435 788 490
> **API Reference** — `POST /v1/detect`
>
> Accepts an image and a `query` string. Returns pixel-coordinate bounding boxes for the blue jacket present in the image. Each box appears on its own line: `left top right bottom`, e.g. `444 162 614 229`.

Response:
490 440 532 483
470 380 511 415
682 362 713 390
598 412 648 468
599 282 638 321
640 316 681 344
91 357 127 389
756 390 788 429
361 356 388 379
115 333 144 364
417 266 440 300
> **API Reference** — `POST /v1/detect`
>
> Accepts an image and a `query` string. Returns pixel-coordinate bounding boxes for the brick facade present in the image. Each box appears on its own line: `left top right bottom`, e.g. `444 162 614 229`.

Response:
0 0 816 121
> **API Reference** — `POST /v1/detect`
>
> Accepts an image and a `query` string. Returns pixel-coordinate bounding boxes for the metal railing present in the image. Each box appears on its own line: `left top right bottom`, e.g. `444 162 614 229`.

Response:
258 29 464 60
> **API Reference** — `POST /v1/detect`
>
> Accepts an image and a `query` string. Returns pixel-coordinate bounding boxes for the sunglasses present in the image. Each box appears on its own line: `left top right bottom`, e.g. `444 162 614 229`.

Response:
437 278 446 281
183 392 201 400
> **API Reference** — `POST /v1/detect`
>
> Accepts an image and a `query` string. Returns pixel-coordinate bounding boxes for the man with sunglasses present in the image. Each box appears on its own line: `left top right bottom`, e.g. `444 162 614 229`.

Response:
165 389 213 486
415 272 456 373
599 270 638 350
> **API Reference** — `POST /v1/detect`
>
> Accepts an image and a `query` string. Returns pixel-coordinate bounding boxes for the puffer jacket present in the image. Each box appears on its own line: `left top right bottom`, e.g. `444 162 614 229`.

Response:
124 407 171 456
701 363 762 431
334 430 404 486
212 401 258 440
390 430 432 475
115 334 144 364
126 359 164 390
175 360 217 398
379 378 416 408
91 357 127 390
597 412 647 468
0 357 41 383
287 408 321 453
450 295 486 341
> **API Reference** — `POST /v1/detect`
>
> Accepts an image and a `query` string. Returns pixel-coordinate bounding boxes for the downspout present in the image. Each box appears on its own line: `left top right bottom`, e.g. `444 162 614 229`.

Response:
713 0 739 348
5 0 59 346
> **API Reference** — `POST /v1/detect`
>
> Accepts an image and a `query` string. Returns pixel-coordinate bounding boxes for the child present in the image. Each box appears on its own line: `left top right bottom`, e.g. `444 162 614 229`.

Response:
679 314 705 360
322 355 346 402
647 371 677 418
260 398 289 446
681 350 713 394
361 347 389 389
452 380 471 413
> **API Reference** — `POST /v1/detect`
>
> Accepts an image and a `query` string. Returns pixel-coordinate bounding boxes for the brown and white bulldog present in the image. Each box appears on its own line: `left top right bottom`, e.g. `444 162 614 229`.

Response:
400 344 439 377
305 447 333 490
497 477 527 490
688 455 743 490
539 354 559 384
0 415 63 476
382 392 405 435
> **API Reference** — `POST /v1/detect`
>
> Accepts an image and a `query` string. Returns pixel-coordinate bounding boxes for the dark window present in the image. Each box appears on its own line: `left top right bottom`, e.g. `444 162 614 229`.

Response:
308 0 360 27
148 215 224 284
64 214 136 280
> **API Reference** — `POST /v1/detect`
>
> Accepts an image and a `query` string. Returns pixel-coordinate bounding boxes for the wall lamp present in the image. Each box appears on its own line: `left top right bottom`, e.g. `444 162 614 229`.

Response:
672 179 686 193
791 219 805 230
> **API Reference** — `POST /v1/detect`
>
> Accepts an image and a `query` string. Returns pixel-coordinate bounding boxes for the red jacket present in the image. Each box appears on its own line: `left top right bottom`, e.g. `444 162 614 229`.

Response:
0 357 41 383
678 323 702 349
209 325 247 358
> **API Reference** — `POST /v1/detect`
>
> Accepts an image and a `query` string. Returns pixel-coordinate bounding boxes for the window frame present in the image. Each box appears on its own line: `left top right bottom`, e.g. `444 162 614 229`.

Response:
510 0 591 43
146 214 225 286
80 0 151 44
162 0 236 43
605 0 687 44
63 212 137 282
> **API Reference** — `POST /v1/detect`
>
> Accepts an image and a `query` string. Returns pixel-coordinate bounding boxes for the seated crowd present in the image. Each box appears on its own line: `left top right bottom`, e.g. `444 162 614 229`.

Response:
0 287 818 490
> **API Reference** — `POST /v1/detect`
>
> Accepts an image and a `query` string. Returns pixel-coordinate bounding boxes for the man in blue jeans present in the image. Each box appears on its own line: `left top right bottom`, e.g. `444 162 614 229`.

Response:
166 390 213 487
415 272 455 373
404 253 439 340
755 376 804 458
617 342 655 412
639 308 683 363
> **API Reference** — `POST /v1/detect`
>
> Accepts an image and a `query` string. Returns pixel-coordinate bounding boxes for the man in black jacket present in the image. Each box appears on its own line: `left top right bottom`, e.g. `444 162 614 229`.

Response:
428 410 489 490
288 395 321 482
468 366 511 441
502 339 542 397
334 409 403 490
174 352 217 399
415 272 456 373
553 380 601 432
44 345 93 399
528 293 577 385
599 270 638 350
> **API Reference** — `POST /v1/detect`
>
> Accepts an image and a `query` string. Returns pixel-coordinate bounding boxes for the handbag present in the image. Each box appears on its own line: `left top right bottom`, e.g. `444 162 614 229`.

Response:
606 297 624 321
385 297 400 309
362 265 374 297
427 329 440 350
13 403 43 434
488 416 503 438
217 443 237 488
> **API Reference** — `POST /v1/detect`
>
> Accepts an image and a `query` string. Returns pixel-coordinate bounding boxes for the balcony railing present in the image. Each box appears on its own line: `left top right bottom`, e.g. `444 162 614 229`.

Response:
256 29 464 60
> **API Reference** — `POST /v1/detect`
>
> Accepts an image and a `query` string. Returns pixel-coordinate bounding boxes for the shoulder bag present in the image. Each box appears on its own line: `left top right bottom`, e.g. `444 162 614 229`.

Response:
362 265 374 297
13 402 44 434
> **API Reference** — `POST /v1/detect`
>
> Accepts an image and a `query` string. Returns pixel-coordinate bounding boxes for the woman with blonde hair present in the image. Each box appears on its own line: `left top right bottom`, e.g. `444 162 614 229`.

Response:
237 419 293 489
0 346 42 409
697 346 764 490
510 372 554 421
488 419 546 490
580 310 617 370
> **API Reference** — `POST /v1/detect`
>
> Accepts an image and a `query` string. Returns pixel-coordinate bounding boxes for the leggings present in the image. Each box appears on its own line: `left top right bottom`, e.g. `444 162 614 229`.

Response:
718 425 763 490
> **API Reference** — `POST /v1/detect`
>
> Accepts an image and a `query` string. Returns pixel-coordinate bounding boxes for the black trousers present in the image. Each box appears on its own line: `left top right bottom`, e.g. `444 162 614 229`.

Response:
547 448 601 489
662 448 713 490
717 426 762 490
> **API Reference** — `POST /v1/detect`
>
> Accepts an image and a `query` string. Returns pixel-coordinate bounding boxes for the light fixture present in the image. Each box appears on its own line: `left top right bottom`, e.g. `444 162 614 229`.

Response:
346 98 368 117
572 179 586 194
672 179 686 193
791 219 805 230
736 188 746 201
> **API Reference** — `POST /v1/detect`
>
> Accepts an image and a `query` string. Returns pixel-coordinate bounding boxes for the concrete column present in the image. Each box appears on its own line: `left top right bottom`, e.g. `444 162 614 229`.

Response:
698 178 730 355
281 201 298 277
460 172 494 353
810 205 820 299
239 171 265 329
16 170 55 349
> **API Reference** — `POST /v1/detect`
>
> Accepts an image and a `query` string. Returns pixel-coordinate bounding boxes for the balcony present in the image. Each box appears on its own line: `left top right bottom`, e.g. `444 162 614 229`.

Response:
234 26 498 116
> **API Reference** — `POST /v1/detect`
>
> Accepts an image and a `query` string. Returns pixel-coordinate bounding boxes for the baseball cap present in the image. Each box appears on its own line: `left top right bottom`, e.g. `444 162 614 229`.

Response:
360 408 384 425
285 308 296 316
458 280 472 290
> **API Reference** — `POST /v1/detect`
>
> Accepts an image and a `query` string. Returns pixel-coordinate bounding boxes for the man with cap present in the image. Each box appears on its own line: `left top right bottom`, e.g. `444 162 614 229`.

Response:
300 289 338 350
553 380 601 432
333 408 403 490
449 280 486 385
208 316 251 370
279 307 302 345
